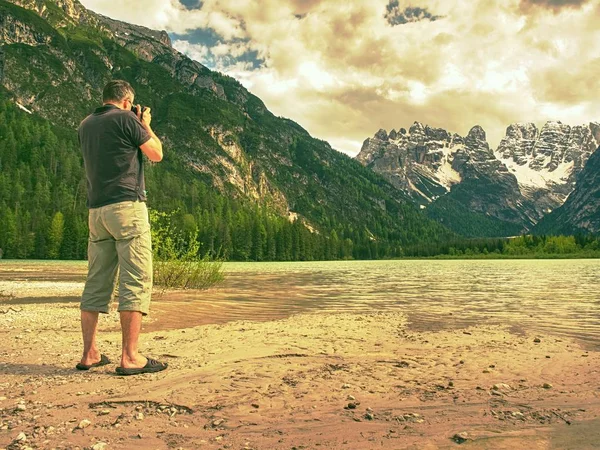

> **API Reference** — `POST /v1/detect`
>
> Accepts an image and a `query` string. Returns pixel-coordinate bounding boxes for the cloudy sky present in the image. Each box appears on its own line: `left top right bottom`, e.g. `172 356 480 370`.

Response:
79 0 600 155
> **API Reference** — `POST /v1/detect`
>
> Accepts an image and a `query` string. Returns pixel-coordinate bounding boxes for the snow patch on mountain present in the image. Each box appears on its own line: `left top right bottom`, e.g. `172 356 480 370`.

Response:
495 121 599 203
498 154 575 189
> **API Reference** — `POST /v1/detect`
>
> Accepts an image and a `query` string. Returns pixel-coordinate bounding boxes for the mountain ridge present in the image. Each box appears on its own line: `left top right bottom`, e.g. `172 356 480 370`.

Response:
357 120 599 237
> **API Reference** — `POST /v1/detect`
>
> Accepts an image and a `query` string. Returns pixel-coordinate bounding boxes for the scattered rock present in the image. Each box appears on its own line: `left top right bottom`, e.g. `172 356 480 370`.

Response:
345 402 358 410
76 419 91 429
543 383 553 389
452 431 470 444
212 418 225 427
342 383 351 389
346 395 356 401
251 403 260 409
15 432 27 442
364 412 374 420
492 383 511 392
92 443 108 450
135 412 144 420
16 404 27 411
395 413 424 423
534 338 541 343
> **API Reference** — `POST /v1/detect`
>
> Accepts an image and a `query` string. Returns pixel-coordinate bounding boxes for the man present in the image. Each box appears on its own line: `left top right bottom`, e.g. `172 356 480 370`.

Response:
77 80 167 375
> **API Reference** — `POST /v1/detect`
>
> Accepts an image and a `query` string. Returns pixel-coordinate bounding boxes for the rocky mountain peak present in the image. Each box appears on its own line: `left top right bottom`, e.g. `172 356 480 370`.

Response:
93 13 173 62
374 128 388 141
505 122 538 141
496 120 599 204
466 125 486 144
460 125 492 157
7 0 172 57
408 121 425 136
355 118 600 234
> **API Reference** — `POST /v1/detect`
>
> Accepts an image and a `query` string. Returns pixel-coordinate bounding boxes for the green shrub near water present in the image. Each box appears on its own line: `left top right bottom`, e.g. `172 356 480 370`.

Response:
150 209 224 291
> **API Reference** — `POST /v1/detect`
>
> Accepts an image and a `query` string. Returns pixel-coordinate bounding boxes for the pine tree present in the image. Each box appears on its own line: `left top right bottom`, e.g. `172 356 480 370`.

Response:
48 211 65 259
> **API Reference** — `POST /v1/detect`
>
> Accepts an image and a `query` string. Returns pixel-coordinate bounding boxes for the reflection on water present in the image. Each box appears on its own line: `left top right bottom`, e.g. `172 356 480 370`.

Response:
149 259 600 348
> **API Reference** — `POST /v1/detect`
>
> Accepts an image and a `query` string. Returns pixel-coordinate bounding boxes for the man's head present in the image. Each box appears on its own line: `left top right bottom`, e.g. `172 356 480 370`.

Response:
102 80 135 110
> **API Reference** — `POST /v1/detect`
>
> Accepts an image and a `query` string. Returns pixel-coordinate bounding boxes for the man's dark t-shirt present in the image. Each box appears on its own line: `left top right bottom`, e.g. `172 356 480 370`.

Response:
78 104 151 208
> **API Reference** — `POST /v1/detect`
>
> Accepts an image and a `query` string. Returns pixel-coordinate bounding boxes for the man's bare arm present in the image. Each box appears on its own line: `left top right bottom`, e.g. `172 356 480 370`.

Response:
137 106 163 162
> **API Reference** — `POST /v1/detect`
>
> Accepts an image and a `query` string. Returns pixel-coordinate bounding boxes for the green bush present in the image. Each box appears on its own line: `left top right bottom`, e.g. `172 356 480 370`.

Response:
153 257 224 291
150 209 224 292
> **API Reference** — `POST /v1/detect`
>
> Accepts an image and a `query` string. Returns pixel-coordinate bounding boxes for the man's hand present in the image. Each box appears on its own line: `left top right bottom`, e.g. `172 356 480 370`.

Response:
141 107 152 127
137 105 162 162
135 105 152 127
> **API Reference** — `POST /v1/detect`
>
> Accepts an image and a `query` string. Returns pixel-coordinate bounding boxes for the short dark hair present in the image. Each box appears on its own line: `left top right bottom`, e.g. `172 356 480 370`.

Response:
102 80 134 103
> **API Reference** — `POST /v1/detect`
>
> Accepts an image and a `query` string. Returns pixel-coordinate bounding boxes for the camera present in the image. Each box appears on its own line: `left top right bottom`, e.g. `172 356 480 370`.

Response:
131 105 147 115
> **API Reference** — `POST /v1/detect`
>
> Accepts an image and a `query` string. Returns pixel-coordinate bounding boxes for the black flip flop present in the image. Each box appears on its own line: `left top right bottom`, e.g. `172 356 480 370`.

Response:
76 354 111 371
115 357 168 376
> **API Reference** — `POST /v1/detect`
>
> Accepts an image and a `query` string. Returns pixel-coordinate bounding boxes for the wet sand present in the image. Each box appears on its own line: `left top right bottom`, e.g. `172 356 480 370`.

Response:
1 262 599 449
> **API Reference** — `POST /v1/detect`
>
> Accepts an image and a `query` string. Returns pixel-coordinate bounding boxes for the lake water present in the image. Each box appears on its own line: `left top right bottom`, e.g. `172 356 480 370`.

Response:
148 259 600 348
2 259 599 348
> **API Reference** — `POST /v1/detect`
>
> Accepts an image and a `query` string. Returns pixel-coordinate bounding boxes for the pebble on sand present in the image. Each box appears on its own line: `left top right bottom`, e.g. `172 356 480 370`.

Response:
452 432 470 444
76 419 91 429
15 432 27 442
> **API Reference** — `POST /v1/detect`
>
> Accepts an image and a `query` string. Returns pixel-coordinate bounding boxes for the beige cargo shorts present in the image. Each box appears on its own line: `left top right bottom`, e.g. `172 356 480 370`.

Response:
81 200 152 315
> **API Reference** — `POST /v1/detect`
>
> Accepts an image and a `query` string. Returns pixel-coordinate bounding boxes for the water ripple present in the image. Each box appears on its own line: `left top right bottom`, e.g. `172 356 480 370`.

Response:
150 259 600 348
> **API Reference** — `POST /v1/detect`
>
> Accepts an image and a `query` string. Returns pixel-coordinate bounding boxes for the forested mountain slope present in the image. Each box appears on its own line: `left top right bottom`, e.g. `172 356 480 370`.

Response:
0 0 452 259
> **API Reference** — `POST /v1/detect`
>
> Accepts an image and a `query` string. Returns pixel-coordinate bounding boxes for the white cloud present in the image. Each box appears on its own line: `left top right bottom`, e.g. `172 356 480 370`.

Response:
80 0 600 156
172 40 209 62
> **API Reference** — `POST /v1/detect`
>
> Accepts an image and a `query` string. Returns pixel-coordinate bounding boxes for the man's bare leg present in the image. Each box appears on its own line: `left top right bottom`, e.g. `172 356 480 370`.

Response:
119 311 148 368
80 310 102 366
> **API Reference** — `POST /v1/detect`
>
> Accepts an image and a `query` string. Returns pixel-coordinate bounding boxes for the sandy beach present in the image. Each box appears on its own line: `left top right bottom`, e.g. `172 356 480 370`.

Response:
0 262 599 449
